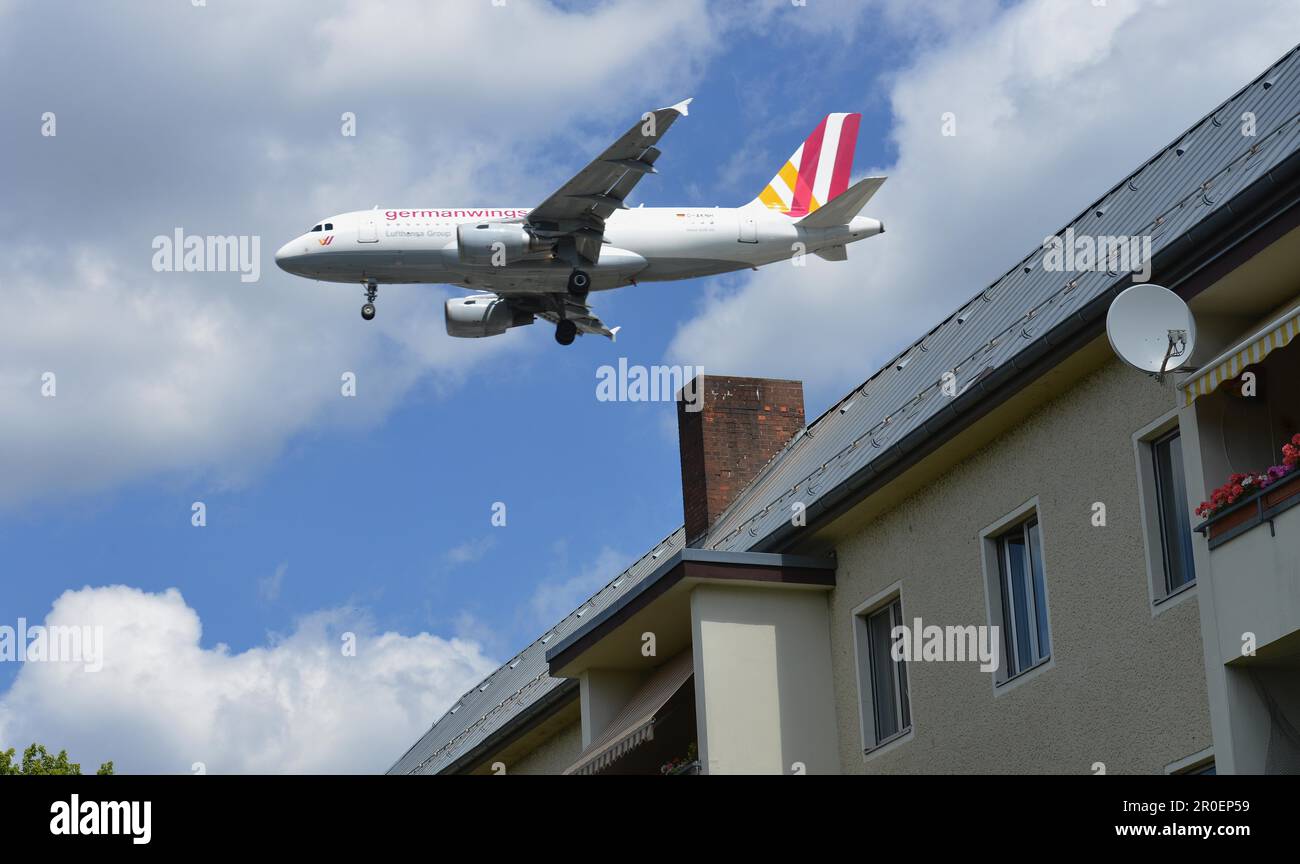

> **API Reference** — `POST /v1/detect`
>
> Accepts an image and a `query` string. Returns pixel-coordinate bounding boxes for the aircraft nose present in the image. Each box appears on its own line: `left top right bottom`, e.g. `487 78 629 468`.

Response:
274 240 298 273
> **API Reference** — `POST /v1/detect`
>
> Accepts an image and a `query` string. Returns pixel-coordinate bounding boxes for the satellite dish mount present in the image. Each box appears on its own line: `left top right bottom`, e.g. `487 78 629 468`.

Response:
1158 327 1190 382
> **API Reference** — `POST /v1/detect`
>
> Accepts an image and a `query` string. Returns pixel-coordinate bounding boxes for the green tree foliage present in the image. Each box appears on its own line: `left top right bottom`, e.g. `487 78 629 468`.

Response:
0 743 114 775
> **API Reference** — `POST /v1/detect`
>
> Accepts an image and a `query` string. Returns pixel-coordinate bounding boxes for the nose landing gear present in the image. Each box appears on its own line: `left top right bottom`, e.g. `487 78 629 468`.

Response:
361 281 378 321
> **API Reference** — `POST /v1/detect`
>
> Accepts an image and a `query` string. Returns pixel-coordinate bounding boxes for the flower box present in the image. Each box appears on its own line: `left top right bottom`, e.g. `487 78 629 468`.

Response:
1196 433 1299 547
1205 495 1262 541
1264 469 1300 510
1199 469 1300 548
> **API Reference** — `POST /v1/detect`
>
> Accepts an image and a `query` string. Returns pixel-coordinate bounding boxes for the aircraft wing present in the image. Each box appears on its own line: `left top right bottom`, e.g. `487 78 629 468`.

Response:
527 98 692 264
536 294 621 341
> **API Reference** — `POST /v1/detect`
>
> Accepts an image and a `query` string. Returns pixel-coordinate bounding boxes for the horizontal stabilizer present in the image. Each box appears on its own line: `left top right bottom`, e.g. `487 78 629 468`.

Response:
797 176 886 228
814 245 847 262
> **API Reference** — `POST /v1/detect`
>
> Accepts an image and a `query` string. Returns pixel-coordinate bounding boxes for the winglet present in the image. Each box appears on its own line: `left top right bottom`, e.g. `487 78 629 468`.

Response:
608 326 622 342
665 97 692 117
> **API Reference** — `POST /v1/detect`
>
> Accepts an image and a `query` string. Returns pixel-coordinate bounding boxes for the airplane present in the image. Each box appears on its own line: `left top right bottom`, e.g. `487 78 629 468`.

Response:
274 101 885 346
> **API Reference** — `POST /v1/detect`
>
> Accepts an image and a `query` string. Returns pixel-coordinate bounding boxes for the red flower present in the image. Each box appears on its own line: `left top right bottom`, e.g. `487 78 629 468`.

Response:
1198 434 1299 518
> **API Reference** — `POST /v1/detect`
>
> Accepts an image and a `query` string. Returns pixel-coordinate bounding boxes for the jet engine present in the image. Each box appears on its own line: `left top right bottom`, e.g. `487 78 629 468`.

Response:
456 223 549 266
444 294 534 338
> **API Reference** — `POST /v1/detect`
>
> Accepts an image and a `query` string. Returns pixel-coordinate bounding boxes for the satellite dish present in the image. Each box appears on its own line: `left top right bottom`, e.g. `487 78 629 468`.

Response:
1106 283 1196 380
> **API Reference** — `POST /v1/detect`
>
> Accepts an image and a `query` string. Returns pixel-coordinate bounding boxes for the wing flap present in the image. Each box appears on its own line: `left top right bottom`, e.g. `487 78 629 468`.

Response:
537 295 620 340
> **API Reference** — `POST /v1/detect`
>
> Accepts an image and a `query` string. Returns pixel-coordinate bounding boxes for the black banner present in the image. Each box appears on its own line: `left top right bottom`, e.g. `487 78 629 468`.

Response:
0 774 1283 850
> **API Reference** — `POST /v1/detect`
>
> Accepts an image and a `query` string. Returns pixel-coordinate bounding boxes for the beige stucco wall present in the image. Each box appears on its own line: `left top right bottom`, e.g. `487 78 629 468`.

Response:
830 358 1212 774
692 583 840 774
503 719 583 775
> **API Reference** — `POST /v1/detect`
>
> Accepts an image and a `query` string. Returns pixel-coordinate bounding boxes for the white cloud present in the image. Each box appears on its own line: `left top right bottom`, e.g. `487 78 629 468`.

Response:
260 563 288 603
444 536 497 567
668 0 1300 407
0 586 496 774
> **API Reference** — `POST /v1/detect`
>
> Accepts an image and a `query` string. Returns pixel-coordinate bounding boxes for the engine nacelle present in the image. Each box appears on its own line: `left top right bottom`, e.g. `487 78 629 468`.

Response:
456 222 547 266
444 294 533 338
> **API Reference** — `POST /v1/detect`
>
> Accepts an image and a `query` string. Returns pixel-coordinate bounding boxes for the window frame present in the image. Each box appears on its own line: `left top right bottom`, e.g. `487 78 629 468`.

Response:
851 584 914 756
980 497 1055 691
995 517 1051 677
1151 429 1196 595
1133 411 1199 614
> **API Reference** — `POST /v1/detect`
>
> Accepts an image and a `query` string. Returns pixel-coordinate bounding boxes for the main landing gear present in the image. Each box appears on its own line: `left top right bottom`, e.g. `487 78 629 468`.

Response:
567 269 590 296
361 281 378 321
555 319 577 346
555 268 589 345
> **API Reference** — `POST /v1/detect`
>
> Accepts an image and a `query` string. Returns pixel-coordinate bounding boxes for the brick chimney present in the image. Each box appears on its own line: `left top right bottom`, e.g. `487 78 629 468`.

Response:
677 375 805 546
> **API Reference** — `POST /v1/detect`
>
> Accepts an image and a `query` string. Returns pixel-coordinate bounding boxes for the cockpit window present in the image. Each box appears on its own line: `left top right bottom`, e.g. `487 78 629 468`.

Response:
311 225 322 232
324 223 333 231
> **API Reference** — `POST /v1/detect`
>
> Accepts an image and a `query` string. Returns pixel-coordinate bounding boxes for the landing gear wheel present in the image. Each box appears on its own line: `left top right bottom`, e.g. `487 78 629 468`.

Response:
360 281 378 321
567 269 591 296
555 319 577 346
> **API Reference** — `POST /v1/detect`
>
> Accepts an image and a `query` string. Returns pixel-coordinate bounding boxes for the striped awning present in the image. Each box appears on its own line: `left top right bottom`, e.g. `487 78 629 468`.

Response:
1183 305 1300 406
563 650 694 776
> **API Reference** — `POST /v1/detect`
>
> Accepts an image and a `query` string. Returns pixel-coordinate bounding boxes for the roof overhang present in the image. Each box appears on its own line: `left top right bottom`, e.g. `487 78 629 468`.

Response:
545 548 835 678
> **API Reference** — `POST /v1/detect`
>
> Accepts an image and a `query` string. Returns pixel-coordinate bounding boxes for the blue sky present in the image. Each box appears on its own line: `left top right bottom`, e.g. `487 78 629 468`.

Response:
2 0 1296 772
0 2 920 664
0 2 905 682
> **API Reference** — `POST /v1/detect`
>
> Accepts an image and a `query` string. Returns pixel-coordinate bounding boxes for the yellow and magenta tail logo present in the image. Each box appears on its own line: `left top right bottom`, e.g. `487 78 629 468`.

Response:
757 113 861 217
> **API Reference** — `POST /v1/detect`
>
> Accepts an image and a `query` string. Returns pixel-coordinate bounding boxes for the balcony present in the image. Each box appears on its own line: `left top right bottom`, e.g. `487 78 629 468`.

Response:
1179 294 1300 773
1195 470 1300 661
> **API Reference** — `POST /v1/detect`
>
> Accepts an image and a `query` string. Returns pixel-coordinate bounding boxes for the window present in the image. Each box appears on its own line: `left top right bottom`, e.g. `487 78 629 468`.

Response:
995 517 1051 679
323 222 333 231
1135 417 1198 608
310 224 322 232
854 595 911 751
1152 430 1196 596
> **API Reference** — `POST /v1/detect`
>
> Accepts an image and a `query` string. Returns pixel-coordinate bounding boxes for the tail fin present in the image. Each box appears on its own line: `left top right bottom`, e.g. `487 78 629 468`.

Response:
750 112 861 217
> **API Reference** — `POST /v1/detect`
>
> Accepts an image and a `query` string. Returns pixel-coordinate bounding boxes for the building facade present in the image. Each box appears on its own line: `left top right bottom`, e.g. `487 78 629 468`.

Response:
389 43 1300 776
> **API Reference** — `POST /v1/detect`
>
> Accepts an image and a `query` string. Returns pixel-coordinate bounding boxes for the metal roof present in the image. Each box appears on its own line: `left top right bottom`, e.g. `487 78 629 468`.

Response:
703 42 1300 554
386 526 685 775
390 42 1300 775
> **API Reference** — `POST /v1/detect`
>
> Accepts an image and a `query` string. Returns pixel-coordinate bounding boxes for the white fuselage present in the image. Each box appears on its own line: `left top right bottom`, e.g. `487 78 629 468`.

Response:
274 205 883 294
